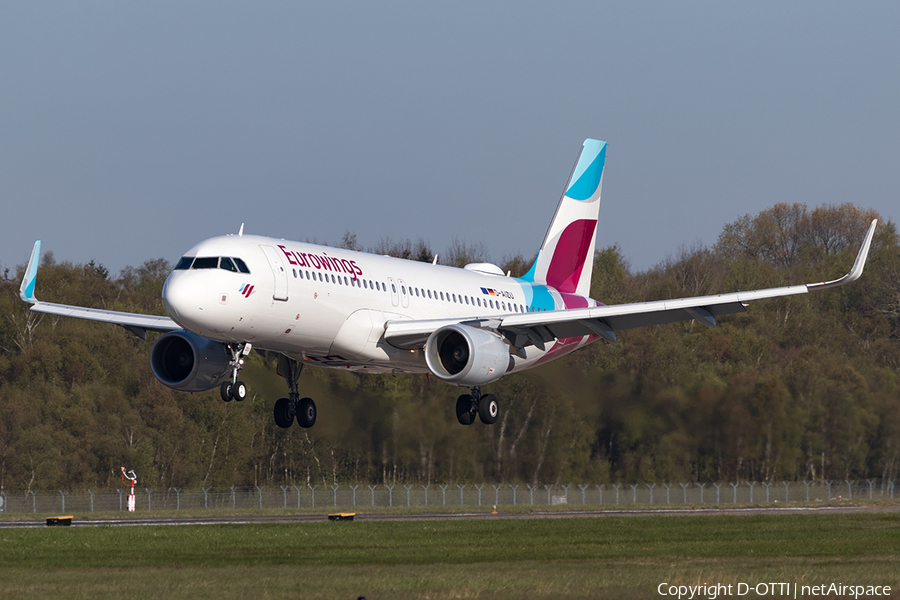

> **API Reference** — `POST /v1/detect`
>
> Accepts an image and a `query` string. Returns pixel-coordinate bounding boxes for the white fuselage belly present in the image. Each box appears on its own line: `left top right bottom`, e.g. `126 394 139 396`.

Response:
162 234 598 377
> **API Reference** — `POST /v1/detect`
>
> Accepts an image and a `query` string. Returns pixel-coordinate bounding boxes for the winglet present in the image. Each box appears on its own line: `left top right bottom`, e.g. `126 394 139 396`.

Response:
19 241 41 303
807 219 877 291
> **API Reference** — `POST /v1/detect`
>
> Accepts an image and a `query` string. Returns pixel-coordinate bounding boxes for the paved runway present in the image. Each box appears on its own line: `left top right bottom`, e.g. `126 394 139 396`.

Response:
1 503 897 528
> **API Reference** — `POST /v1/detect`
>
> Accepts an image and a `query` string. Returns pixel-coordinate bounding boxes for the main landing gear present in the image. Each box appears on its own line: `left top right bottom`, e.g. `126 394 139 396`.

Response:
273 354 317 429
456 386 499 426
217 345 316 429
220 343 250 402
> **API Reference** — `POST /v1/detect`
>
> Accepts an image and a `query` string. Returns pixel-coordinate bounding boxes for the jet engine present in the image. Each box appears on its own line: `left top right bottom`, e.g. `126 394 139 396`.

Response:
150 330 231 392
424 324 514 386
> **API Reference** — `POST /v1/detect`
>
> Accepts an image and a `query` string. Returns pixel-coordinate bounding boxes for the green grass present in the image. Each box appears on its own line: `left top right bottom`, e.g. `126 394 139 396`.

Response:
0 513 898 599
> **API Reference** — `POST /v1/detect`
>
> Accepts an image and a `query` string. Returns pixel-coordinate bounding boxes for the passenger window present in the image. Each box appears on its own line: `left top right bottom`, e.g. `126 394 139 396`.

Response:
175 256 194 270
392 284 396 293
192 257 218 269
234 258 251 274
331 274 336 283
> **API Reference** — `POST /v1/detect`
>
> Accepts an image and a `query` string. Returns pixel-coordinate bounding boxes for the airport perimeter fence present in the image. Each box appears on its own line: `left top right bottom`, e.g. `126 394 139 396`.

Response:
1 479 897 514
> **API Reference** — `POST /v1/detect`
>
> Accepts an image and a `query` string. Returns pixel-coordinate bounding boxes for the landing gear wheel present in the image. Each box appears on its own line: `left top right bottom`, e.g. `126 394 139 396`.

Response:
456 394 475 426
296 397 317 428
220 382 234 402
232 381 247 401
274 398 294 429
478 393 499 425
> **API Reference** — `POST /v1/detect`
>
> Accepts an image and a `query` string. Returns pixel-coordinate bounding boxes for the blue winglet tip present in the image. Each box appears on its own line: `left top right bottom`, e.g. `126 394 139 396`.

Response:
20 241 41 302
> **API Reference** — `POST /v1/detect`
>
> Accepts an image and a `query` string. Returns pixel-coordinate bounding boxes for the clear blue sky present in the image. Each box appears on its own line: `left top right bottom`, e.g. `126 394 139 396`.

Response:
2 2 898 277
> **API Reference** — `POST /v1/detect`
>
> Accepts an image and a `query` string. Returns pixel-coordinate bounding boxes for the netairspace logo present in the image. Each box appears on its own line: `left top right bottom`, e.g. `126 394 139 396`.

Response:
657 582 892 599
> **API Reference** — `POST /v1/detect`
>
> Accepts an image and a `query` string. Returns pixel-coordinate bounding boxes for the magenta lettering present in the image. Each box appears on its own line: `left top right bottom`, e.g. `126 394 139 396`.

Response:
278 245 298 266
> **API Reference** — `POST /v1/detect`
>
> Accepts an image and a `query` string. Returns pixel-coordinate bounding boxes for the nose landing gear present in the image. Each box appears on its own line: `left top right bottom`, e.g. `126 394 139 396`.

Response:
455 386 499 426
220 343 251 402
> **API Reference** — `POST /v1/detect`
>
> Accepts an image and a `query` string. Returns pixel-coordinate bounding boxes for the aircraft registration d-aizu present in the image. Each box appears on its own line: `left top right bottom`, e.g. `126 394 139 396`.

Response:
20 140 877 430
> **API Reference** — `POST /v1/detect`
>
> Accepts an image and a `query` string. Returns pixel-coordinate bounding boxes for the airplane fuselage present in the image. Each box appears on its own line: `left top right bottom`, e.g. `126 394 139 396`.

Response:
162 234 600 376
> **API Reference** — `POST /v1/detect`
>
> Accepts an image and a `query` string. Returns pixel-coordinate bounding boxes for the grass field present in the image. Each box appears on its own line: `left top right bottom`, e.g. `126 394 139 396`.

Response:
1 511 898 599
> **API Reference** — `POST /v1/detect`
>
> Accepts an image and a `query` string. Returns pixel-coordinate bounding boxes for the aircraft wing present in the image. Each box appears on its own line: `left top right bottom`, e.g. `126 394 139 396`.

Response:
384 219 878 351
19 241 180 340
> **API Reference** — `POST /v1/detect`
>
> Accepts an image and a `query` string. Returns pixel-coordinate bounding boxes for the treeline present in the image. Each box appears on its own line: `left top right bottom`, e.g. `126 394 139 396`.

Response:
0 203 898 492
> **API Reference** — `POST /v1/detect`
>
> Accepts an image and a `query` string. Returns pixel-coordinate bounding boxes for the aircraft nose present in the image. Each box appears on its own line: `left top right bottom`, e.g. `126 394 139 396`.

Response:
162 271 207 327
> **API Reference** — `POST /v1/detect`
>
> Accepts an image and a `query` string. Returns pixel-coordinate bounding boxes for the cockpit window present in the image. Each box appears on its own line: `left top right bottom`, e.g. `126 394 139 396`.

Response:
234 258 250 274
219 257 238 272
174 256 194 270
192 257 219 269
186 256 250 273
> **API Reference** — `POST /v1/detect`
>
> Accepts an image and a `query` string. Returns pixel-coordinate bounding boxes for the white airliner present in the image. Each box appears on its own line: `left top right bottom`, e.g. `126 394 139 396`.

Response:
19 139 877 430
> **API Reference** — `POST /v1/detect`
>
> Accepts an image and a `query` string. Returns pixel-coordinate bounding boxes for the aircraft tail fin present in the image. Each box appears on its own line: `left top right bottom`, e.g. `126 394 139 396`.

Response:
521 139 606 297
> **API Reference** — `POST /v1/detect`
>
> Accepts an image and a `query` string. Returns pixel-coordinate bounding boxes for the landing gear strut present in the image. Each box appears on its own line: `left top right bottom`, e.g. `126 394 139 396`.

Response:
456 386 499 426
220 343 250 402
274 354 316 429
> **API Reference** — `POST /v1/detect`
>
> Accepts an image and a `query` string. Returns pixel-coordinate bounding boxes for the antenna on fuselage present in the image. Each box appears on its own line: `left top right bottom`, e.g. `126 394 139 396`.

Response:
238 223 244 237
432 255 439 265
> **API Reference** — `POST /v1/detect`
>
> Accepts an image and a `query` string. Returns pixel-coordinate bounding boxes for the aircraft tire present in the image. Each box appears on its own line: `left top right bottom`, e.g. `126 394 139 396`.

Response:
296 397 317 428
220 382 234 402
478 394 499 425
233 381 247 401
456 395 475 426
274 398 294 428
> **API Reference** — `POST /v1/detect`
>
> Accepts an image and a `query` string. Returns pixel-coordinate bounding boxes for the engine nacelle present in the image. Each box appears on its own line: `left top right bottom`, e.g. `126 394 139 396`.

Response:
150 330 231 392
424 324 513 386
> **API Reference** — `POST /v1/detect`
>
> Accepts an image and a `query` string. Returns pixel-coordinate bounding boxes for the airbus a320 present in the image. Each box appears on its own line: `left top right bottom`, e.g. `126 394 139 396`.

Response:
19 140 877 429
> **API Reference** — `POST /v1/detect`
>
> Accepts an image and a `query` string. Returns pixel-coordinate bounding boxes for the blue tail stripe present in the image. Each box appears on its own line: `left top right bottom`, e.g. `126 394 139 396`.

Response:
565 140 606 201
